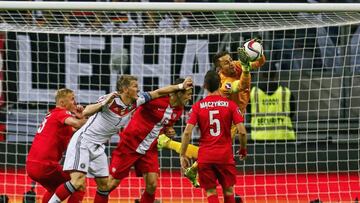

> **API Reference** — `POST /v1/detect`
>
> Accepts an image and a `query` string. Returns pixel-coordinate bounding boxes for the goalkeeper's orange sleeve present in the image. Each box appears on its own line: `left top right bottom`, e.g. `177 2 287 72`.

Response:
167 139 199 159
237 72 251 115
250 54 266 69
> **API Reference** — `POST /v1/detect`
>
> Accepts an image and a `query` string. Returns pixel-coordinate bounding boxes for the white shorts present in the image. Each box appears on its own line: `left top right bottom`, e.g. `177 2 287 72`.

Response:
63 131 109 177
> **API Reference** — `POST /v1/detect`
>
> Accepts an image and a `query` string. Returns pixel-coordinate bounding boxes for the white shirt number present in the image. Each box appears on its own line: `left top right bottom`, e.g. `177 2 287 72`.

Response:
209 110 220 136
37 114 50 133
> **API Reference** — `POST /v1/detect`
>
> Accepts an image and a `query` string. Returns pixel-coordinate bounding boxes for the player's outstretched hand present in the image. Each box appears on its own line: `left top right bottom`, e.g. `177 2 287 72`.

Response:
237 47 251 72
180 155 191 170
182 77 193 90
102 91 119 106
73 105 85 119
238 148 247 161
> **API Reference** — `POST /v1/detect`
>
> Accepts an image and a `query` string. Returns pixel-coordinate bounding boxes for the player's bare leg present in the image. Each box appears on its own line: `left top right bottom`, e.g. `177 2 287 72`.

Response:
223 186 235 203
157 134 200 187
107 175 121 191
206 188 219 203
141 172 158 203
184 161 200 188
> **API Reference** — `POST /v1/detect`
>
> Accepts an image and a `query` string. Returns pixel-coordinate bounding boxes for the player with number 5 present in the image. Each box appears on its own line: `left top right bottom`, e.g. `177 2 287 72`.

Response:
180 70 247 203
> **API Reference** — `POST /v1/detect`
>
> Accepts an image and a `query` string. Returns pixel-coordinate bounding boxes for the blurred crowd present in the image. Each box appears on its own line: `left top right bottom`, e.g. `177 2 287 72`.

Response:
1 0 359 30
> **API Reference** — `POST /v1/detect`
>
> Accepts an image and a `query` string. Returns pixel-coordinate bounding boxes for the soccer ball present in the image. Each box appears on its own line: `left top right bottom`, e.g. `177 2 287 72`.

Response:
243 39 263 61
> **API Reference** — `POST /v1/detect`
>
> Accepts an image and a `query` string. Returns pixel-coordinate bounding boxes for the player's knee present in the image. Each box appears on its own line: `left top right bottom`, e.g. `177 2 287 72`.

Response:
145 180 157 194
70 173 86 191
97 183 108 191
95 177 110 191
108 176 121 192
223 186 234 196
206 188 217 196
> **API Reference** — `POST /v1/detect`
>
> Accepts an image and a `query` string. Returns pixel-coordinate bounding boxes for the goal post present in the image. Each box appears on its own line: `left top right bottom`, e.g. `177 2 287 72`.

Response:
0 2 359 202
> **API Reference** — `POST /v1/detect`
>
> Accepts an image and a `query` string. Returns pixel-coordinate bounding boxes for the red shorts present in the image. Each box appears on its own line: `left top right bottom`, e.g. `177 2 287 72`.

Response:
26 161 70 192
109 142 159 180
198 163 237 190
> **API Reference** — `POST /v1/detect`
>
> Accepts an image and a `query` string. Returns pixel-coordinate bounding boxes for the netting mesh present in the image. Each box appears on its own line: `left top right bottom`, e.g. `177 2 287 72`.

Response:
1 10 360 34
0 2 359 203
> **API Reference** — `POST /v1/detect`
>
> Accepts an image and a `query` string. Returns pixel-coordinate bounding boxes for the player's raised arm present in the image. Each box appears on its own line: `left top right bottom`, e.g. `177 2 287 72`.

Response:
180 123 195 170
149 77 193 99
64 116 87 130
82 91 119 117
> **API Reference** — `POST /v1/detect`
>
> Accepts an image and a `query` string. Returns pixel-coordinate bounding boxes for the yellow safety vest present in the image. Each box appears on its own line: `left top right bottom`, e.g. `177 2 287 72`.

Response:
250 86 295 140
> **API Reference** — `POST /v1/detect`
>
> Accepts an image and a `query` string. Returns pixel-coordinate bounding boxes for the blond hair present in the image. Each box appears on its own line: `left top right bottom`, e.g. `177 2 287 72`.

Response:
55 88 74 103
116 75 138 92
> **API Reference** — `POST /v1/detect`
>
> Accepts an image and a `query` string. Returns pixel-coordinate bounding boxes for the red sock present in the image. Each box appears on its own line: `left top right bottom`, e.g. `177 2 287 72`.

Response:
140 190 155 203
207 194 219 203
68 190 85 203
94 190 109 203
42 191 53 203
224 194 235 203
54 181 76 201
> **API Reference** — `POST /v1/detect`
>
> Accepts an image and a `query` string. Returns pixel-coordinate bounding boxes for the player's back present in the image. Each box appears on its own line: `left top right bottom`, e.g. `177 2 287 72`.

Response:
27 107 73 164
193 95 242 164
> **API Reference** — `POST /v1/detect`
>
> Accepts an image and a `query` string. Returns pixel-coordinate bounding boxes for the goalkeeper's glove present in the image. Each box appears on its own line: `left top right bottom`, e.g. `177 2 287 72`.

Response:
238 148 247 160
237 47 251 73
252 37 262 44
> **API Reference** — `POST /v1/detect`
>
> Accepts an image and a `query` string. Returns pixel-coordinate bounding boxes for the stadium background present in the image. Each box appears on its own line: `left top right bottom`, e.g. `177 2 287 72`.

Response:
0 0 359 202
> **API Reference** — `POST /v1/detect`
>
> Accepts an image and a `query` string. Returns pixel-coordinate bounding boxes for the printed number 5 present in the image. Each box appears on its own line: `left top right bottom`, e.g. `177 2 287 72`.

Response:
209 110 220 136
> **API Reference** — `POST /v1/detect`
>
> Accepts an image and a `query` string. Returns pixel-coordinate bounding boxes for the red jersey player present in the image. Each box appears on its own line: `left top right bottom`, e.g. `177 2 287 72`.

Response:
48 76 192 203
180 70 247 203
105 78 193 203
26 88 87 203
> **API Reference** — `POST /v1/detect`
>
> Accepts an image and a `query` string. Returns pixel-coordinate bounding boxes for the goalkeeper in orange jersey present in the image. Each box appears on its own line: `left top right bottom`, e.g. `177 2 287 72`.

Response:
157 41 266 187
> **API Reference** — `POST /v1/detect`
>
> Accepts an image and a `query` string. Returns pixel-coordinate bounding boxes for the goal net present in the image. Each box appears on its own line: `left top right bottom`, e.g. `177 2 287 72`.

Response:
0 2 359 202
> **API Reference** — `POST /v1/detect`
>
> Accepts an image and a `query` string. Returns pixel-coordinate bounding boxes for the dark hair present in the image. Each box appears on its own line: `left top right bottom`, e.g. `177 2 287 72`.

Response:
204 70 220 93
116 75 138 92
212 50 229 69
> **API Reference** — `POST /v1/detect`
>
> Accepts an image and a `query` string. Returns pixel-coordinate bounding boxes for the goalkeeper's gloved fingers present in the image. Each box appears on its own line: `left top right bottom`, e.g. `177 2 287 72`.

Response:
253 38 262 44
237 47 251 72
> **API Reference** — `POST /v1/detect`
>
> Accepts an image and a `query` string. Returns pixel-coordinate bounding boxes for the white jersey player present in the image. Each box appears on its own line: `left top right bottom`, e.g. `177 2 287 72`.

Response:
49 75 193 203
